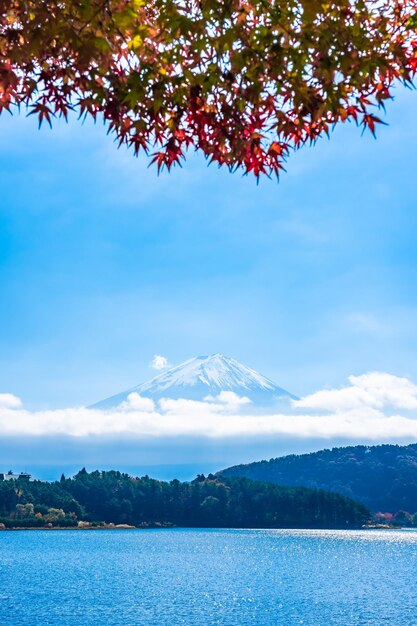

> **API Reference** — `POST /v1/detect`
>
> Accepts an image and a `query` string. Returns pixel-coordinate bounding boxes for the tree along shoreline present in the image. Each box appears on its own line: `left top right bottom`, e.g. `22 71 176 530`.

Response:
0 469 369 530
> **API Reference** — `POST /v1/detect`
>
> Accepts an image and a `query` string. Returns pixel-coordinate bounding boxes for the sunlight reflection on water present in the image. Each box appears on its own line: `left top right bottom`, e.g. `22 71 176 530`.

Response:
1 528 417 625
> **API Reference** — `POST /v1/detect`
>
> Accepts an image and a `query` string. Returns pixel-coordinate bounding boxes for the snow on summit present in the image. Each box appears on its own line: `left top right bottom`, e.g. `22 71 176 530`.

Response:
140 354 277 393
90 354 297 410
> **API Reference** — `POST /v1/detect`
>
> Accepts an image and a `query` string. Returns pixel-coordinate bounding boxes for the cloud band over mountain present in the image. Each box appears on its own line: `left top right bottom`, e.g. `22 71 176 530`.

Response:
1 372 417 442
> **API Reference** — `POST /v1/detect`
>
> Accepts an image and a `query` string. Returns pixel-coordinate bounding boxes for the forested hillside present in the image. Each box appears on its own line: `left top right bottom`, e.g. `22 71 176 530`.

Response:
219 444 417 515
0 470 368 529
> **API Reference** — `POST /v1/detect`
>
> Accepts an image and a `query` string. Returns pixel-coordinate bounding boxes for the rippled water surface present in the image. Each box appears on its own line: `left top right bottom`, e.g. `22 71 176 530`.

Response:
1 528 417 625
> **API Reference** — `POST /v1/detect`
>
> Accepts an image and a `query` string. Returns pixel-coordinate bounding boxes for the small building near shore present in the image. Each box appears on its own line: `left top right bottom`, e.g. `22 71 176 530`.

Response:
0 471 32 482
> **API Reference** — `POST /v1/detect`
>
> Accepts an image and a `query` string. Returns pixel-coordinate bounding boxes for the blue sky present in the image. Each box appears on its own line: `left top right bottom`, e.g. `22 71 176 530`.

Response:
1 85 417 411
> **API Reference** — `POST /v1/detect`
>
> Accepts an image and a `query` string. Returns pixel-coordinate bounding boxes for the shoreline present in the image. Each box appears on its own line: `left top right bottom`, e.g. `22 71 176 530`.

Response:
0 524 408 532
0 524 137 531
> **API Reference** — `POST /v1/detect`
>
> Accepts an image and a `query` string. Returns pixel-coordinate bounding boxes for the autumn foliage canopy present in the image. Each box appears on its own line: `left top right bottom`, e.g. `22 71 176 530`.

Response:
1 0 417 177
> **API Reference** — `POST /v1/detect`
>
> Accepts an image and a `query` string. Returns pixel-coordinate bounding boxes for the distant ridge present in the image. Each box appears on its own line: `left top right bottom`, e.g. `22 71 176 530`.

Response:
218 443 417 513
90 353 297 410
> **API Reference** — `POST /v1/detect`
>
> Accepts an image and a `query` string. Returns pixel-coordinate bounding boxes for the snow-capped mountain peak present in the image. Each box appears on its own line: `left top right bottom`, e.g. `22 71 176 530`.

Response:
141 354 276 393
90 354 297 409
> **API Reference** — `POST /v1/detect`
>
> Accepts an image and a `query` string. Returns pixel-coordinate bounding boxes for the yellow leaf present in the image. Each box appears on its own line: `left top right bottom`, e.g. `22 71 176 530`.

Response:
128 35 143 51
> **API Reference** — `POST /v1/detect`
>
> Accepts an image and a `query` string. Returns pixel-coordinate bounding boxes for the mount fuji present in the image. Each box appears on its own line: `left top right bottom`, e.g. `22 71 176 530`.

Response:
90 354 297 411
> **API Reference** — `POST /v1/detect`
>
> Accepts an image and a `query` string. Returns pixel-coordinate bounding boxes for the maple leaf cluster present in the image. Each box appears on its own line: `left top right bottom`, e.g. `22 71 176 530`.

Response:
1 0 416 177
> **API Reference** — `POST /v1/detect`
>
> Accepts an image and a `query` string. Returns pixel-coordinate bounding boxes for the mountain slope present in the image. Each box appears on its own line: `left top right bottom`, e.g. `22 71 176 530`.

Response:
218 444 417 513
90 354 297 409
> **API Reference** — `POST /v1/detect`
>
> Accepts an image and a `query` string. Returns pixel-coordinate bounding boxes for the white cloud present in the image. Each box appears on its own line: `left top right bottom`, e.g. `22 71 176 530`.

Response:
0 393 22 409
119 393 155 412
159 392 252 417
294 372 417 411
158 397 224 416
0 404 417 441
1 372 417 443
150 355 170 370
205 391 252 406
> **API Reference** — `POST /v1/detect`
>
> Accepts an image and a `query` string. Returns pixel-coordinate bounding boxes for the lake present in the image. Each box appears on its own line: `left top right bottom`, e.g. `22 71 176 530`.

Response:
1 528 416 625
